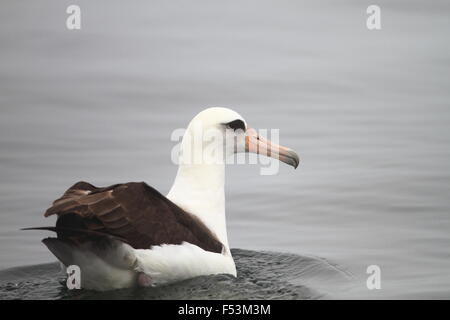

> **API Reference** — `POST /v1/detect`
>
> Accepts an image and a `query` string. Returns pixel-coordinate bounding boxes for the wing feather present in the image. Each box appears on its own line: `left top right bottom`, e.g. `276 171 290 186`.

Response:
44 181 223 253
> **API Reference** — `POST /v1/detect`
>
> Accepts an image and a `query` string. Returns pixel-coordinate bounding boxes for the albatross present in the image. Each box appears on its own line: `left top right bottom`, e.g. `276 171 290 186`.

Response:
25 107 299 290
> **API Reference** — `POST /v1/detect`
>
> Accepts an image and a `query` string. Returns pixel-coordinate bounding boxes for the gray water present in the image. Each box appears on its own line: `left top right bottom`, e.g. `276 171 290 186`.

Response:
0 249 353 299
1 0 450 299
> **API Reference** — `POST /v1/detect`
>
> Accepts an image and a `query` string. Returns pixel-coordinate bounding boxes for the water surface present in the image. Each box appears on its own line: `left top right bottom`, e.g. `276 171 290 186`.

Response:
0 249 353 300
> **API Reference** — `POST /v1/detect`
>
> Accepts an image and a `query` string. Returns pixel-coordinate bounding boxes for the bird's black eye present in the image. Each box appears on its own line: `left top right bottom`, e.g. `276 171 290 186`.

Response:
224 119 246 132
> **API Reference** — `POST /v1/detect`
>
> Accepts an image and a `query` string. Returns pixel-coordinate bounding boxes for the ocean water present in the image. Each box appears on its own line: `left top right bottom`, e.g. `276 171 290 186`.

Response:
0 0 449 299
0 249 353 300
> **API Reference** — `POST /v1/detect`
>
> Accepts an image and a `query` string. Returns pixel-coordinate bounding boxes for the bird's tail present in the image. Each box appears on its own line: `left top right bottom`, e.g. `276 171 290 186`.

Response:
41 237 75 267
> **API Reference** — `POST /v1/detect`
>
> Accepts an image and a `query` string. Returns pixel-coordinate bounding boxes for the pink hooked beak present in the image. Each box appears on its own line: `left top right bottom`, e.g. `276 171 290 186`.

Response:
244 128 300 169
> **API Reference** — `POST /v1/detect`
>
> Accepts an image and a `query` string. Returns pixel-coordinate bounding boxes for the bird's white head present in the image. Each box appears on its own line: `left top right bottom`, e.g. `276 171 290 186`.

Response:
177 107 299 168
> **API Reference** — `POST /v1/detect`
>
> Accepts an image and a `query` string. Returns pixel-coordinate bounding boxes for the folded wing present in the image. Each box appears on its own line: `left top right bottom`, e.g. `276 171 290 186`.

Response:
44 181 223 254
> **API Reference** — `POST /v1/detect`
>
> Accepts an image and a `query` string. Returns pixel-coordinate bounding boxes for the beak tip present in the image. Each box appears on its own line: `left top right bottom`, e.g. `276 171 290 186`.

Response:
289 150 300 170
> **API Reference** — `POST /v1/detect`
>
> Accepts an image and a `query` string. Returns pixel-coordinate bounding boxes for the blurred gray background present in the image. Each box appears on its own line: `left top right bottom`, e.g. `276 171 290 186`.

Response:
1 0 449 298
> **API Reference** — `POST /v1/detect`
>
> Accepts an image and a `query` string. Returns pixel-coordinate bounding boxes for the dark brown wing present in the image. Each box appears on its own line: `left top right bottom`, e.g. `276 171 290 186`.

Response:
44 181 224 254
